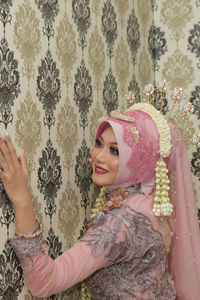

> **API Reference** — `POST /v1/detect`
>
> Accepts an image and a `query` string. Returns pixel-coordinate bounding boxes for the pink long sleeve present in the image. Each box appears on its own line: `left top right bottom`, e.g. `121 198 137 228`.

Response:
9 210 131 298
23 240 105 297
10 194 176 299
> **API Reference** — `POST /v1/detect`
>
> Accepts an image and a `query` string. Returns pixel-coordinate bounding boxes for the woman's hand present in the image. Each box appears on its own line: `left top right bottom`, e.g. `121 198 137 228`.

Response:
0 134 30 208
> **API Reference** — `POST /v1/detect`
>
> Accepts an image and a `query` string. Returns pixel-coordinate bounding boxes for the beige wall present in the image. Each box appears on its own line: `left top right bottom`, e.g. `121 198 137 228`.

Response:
0 1 199 299
153 0 200 209
0 1 153 299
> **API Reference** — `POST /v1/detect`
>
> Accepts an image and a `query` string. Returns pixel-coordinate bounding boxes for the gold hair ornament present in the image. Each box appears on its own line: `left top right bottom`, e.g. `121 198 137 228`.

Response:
157 80 168 112
110 109 139 142
144 83 155 104
110 110 135 122
173 102 194 129
175 133 200 148
126 91 136 106
167 87 183 121
129 126 140 144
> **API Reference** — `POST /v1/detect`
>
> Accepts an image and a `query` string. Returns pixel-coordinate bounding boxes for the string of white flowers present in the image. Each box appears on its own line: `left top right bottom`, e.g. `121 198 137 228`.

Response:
127 103 173 217
153 159 173 216
127 103 172 158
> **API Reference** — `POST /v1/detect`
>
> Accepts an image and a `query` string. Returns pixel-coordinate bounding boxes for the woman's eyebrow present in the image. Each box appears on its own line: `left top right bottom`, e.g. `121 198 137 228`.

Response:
99 135 103 141
99 135 118 145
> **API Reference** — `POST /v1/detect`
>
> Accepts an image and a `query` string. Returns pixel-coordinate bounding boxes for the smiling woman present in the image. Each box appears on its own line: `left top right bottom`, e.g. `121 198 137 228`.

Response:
91 126 119 187
0 99 199 300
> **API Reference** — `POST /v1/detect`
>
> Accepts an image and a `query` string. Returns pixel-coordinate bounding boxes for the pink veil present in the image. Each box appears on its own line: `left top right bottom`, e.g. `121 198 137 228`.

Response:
168 127 200 299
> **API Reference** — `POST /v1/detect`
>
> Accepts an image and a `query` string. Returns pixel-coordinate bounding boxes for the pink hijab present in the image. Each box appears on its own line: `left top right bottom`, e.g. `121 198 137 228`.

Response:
96 110 160 193
95 107 200 299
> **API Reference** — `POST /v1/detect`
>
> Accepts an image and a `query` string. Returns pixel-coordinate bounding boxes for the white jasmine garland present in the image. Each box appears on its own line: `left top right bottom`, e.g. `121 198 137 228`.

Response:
127 103 172 158
126 103 173 217
153 159 173 217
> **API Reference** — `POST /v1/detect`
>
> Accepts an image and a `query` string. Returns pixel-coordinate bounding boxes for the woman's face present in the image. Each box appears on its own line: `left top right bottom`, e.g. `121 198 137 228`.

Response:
91 126 119 186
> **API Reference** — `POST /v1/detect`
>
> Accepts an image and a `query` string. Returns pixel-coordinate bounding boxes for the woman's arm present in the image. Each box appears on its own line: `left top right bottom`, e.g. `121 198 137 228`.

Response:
15 239 106 298
0 135 132 297
0 135 37 233
10 207 132 298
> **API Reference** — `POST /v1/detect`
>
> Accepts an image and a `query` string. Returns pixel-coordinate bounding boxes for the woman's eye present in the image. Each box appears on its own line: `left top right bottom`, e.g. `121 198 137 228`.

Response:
110 147 119 156
95 138 102 147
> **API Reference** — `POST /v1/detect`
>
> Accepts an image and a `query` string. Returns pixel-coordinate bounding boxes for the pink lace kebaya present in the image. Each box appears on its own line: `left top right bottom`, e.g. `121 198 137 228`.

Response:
10 105 200 300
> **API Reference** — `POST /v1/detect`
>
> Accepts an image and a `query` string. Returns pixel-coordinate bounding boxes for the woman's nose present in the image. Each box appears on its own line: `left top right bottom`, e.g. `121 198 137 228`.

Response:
96 147 108 162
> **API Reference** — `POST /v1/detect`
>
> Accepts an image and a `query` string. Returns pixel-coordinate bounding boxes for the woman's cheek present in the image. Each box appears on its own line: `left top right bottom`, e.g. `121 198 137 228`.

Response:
91 147 95 160
111 157 119 172
91 147 98 164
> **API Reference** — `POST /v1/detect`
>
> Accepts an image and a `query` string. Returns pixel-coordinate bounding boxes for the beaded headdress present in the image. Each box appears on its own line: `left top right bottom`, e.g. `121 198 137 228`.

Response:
98 81 200 217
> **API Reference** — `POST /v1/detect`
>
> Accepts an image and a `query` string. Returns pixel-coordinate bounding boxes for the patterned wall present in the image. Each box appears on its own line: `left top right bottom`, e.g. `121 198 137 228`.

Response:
0 1 199 300
151 0 200 213
0 1 153 299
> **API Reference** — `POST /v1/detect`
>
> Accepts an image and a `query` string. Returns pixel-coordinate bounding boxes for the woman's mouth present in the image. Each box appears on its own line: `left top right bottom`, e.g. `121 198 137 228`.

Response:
94 164 109 174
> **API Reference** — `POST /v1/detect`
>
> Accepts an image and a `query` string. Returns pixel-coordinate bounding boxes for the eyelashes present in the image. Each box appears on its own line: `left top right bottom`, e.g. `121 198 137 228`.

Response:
95 138 119 156
110 147 119 156
95 138 102 147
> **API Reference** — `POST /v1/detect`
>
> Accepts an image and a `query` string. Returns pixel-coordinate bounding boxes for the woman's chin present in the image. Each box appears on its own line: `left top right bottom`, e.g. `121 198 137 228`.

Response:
92 173 114 187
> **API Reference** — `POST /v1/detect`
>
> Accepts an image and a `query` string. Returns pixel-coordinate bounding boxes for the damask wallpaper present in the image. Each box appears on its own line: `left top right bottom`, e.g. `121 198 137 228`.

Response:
152 0 200 213
0 1 199 300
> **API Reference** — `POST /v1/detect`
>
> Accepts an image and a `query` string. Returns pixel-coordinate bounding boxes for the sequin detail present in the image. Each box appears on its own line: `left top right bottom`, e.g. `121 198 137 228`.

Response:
81 205 176 300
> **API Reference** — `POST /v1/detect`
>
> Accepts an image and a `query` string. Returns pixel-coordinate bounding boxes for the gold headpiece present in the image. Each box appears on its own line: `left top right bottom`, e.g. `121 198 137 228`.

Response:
142 80 198 146
110 110 135 122
135 81 199 217
132 81 199 217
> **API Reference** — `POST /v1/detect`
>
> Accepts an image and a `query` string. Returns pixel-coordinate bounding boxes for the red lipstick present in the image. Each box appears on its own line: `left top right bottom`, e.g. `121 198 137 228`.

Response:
94 164 109 174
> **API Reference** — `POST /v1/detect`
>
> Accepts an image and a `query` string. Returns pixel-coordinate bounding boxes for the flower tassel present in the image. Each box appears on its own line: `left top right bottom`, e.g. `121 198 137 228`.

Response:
153 159 173 217
81 282 92 300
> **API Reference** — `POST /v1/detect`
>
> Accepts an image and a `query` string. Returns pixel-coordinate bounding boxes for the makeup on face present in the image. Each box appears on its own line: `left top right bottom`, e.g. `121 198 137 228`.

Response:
91 126 119 186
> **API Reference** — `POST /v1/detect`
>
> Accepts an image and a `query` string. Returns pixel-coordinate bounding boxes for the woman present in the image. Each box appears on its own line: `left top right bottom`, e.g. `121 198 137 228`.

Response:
0 100 199 299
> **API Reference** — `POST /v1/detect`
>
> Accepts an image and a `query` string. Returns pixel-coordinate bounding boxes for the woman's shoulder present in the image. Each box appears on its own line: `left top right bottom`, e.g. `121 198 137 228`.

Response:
124 193 154 216
122 193 162 231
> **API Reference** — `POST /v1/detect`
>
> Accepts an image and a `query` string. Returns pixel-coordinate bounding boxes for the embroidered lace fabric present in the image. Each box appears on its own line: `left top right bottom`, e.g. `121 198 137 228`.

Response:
104 183 142 205
106 112 160 183
81 205 176 300
9 186 176 299
9 184 141 268
9 223 46 267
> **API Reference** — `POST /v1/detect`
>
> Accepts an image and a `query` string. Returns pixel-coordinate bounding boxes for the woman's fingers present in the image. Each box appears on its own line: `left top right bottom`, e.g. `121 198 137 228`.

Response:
0 135 29 205
19 152 29 180
0 137 10 171
2 135 19 169
0 135 28 180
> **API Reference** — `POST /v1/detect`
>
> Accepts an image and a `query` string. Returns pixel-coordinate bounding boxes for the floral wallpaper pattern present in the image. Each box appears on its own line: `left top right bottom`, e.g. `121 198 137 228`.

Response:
152 0 200 212
0 1 199 299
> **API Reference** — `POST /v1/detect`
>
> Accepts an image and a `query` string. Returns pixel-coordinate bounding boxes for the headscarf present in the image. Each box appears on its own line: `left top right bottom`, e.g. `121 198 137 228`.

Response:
95 103 200 299
96 107 162 194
